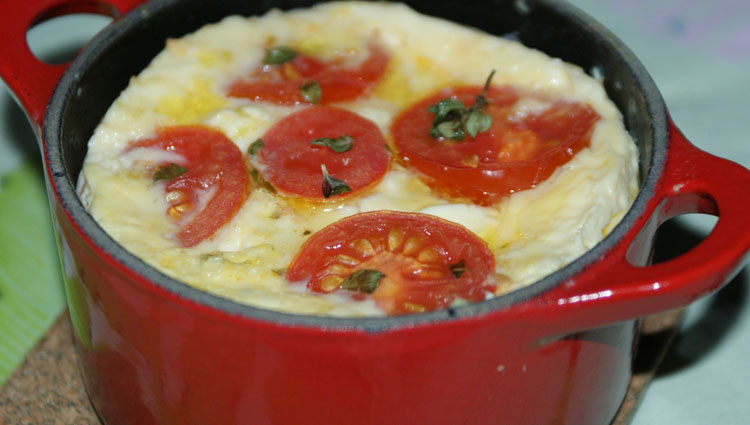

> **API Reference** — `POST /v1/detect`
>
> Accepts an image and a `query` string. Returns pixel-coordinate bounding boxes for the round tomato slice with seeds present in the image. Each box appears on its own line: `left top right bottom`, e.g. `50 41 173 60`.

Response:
254 106 389 200
391 86 600 205
228 43 389 105
127 126 248 247
286 211 497 315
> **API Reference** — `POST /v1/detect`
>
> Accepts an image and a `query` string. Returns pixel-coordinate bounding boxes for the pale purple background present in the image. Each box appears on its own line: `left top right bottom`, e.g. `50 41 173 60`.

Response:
570 1 750 424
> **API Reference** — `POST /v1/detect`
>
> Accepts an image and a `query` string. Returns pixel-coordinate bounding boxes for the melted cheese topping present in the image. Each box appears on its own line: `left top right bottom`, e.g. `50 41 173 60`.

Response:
78 2 638 317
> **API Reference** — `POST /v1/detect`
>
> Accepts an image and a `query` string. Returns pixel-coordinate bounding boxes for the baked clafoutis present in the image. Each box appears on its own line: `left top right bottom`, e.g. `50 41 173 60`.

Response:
78 2 638 316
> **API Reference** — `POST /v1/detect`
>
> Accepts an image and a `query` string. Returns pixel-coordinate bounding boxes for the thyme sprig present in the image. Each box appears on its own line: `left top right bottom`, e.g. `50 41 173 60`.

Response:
263 46 297 65
321 164 352 198
310 135 354 153
153 163 187 182
300 81 322 103
428 70 496 141
248 138 264 156
341 269 385 294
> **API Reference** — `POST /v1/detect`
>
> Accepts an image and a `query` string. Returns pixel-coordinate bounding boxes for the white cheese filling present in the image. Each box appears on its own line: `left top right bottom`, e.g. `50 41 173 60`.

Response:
78 2 638 316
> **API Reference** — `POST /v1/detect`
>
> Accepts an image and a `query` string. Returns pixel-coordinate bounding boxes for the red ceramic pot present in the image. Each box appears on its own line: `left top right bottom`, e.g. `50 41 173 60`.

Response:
2 1 749 424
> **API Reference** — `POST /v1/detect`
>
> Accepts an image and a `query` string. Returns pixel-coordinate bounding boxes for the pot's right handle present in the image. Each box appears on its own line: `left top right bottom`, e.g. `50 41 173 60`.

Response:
0 0 144 134
519 118 750 338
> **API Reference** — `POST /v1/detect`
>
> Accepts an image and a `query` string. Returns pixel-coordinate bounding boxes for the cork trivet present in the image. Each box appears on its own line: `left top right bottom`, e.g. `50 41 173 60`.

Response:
0 314 99 425
0 309 684 424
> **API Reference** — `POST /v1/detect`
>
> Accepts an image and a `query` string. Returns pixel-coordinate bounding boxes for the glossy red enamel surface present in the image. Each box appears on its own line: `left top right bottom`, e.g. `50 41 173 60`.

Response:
3 0 750 424
51 120 750 425
58 204 633 424
515 122 750 337
0 0 143 133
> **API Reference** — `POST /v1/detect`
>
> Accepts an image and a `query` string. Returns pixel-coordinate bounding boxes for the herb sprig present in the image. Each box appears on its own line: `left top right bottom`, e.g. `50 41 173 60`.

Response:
153 163 187 182
428 70 496 141
310 135 354 153
300 81 322 104
321 164 352 198
248 138 264 156
263 46 297 65
341 269 385 294
250 169 276 193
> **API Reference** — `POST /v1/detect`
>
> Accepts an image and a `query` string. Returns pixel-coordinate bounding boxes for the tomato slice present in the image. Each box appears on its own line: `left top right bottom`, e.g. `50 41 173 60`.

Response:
391 86 600 205
254 106 389 199
228 43 389 105
286 211 497 315
127 126 249 247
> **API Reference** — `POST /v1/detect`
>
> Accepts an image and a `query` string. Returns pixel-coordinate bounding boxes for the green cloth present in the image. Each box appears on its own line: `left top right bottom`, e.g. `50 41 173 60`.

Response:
0 12 109 385
0 160 66 383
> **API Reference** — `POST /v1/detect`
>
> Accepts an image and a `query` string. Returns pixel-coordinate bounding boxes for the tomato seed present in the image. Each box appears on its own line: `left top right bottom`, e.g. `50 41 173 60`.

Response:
335 254 361 266
319 275 344 292
325 263 352 276
417 248 439 263
388 228 404 252
402 236 422 256
168 203 191 219
402 302 426 313
353 238 376 258
282 62 302 79
413 268 446 280
461 154 479 168
165 189 188 204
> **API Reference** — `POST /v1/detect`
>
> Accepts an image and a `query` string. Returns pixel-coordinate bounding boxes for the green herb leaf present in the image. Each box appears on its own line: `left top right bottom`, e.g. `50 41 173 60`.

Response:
428 98 466 124
153 163 187 182
310 135 354 153
426 97 469 141
427 98 469 140
427 70 497 141
449 259 466 278
465 110 492 138
431 119 466 140
464 70 495 138
480 69 496 98
321 164 352 198
248 139 264 156
341 269 385 294
250 168 276 193
300 80 322 104
264 46 297 65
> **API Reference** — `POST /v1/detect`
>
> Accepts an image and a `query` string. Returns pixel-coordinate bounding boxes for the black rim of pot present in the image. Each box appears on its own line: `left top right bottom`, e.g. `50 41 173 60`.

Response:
45 0 667 332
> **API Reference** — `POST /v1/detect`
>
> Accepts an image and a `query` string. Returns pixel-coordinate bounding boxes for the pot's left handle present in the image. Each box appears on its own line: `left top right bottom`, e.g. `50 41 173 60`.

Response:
0 0 145 133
